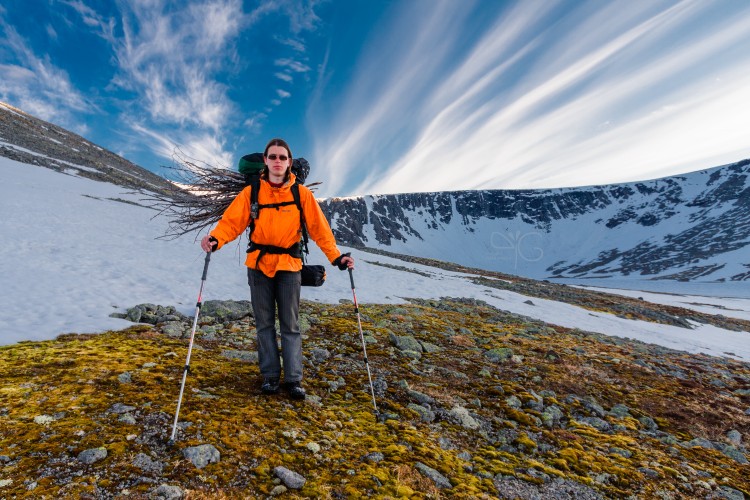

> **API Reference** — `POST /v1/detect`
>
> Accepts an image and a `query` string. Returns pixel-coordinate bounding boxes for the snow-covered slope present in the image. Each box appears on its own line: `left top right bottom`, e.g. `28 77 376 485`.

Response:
320 160 750 283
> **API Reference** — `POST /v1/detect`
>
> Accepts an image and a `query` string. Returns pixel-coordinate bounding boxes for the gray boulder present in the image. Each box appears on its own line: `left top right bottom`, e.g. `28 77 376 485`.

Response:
201 300 252 321
182 444 220 469
273 466 306 489
78 447 107 465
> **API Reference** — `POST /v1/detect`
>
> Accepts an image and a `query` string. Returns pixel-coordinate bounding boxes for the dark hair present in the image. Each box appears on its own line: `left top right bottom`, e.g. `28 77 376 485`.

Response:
263 138 293 182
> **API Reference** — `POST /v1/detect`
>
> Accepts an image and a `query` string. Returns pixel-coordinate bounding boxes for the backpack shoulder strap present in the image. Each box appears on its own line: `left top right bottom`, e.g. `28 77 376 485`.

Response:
248 177 261 239
291 183 310 258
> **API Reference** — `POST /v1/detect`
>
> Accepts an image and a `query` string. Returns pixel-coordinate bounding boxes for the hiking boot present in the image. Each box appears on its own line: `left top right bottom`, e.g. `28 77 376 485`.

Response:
284 381 306 400
261 377 280 395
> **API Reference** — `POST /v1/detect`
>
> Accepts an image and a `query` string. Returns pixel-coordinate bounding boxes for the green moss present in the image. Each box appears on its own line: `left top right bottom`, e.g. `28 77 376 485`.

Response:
0 300 748 498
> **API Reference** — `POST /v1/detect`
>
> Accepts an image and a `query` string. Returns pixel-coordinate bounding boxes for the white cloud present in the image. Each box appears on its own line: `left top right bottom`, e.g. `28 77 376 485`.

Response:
45 24 58 40
243 111 267 132
110 0 243 130
277 37 305 52
274 58 310 73
129 121 233 169
0 18 93 126
275 72 293 83
276 89 291 99
308 0 750 197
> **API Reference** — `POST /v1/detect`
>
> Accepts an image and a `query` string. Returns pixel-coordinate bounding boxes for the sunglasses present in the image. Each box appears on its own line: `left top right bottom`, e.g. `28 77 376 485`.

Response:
266 154 289 161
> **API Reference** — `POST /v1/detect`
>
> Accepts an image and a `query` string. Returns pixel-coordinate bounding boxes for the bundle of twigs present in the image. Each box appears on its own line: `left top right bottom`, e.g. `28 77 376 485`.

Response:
143 150 319 240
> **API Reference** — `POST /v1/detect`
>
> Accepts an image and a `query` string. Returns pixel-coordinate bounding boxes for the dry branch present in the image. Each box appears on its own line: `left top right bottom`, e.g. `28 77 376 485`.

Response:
143 150 319 240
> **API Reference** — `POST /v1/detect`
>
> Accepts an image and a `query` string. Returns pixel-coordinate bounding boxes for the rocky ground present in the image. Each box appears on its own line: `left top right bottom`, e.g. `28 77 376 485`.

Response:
1 297 749 499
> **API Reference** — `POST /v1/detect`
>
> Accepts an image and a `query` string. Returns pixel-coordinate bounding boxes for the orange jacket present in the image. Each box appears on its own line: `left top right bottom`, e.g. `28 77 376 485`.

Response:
209 174 342 277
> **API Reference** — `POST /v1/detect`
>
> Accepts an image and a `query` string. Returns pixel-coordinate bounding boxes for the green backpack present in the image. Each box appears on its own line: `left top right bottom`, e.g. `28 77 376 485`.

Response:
238 153 265 183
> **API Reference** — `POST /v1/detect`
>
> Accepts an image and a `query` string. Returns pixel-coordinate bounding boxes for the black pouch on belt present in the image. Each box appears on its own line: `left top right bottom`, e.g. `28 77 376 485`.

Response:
301 264 326 287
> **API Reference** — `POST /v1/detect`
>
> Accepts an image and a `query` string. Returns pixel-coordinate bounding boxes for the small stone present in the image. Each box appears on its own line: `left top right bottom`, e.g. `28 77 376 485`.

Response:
182 444 220 469
726 429 742 446
273 466 306 489
610 447 632 458
133 453 164 474
150 484 184 499
311 348 331 364
579 417 611 432
78 447 107 464
716 444 748 464
713 486 745 500
638 467 659 479
389 333 422 352
639 416 658 431
408 403 435 423
270 485 288 496
414 462 451 489
485 348 513 363
142 362 157 369
108 403 136 414
399 349 422 360
682 438 714 450
449 406 479 430
118 372 132 384
119 413 137 425
541 405 564 428
582 400 606 418
33 415 54 425
363 452 385 463
0 479 12 487
419 341 442 353
405 388 434 405
505 395 522 409
162 323 184 338
609 404 631 418
306 442 321 454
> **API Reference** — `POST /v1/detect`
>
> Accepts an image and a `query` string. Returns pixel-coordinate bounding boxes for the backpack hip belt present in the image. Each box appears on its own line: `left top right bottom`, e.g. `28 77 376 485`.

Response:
247 241 303 268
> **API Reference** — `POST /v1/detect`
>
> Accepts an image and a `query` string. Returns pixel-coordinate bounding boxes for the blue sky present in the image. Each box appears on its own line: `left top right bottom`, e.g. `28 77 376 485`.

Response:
2 0 750 197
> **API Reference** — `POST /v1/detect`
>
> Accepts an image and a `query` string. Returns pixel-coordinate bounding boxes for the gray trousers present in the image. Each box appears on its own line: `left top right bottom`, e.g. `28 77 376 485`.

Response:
247 268 302 382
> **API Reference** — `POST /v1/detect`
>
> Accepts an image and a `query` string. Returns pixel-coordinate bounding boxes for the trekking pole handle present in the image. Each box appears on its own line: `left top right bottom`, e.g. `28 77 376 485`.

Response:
201 251 211 281
348 268 355 290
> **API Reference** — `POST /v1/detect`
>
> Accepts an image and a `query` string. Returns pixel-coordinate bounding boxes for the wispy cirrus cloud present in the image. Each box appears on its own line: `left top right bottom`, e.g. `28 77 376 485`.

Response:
0 15 93 129
110 0 243 131
275 72 294 83
55 0 246 165
58 0 321 166
274 58 311 74
309 0 750 197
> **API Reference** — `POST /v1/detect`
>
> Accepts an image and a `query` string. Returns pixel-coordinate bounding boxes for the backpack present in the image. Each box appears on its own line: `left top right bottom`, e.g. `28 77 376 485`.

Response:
238 153 324 285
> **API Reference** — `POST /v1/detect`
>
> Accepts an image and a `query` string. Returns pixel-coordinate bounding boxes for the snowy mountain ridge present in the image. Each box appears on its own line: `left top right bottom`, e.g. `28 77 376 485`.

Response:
2 99 749 285
320 160 750 283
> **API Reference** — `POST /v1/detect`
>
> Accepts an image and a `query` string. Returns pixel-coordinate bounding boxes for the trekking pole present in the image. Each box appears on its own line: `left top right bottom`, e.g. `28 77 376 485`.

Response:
168 251 211 445
348 268 379 416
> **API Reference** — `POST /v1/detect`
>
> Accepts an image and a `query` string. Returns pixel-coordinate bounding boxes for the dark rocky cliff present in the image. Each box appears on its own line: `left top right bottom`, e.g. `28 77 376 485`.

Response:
0 101 175 195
